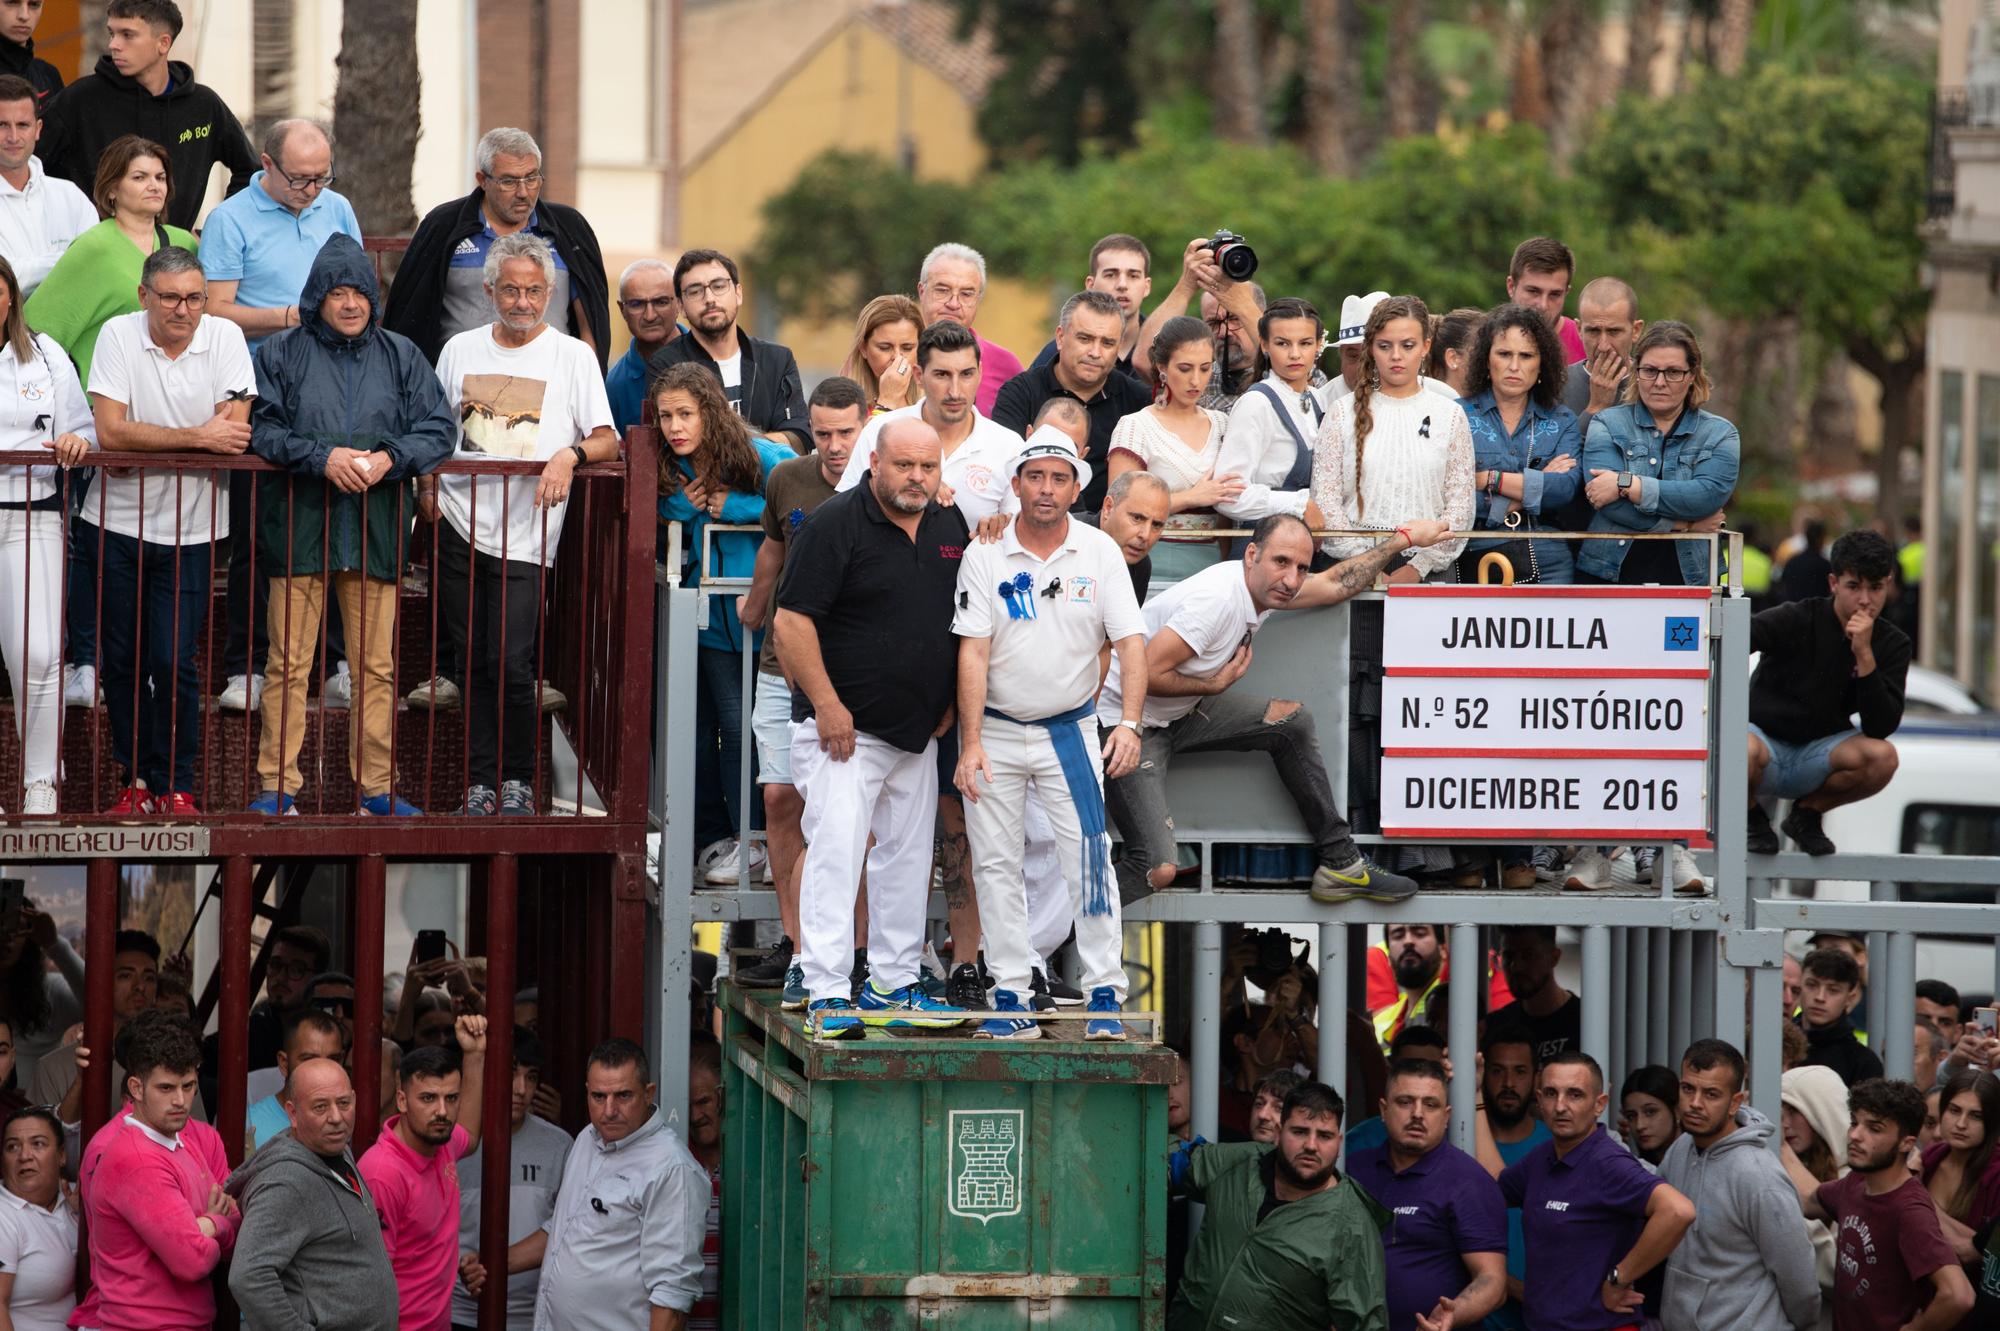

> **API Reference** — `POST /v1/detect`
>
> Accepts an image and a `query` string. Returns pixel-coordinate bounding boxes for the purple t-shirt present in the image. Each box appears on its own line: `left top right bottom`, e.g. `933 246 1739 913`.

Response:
1815 1171 1958 1331
1349 1140 1508 1331
1499 1127 1659 1331
974 334 1023 416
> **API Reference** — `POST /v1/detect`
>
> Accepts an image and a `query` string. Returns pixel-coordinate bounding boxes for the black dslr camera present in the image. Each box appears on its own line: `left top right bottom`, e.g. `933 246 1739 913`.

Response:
1202 229 1258 281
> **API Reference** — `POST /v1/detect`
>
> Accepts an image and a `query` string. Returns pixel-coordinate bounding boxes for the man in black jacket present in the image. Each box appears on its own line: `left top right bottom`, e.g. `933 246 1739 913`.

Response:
381 126 609 370
1745 528 1908 856
646 247 809 453
39 0 255 231
0 0 63 108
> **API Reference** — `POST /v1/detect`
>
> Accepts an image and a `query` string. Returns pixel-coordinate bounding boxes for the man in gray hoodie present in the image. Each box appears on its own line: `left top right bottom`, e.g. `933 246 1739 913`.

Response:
1659 1038 1820 1331
225 1058 398 1331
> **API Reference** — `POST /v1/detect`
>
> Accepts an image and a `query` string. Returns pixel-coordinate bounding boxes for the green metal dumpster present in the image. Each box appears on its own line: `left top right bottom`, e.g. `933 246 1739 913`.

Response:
721 981 1173 1329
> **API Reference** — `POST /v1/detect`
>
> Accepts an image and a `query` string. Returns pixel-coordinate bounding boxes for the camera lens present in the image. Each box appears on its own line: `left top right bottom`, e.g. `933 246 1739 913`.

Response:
1216 242 1258 282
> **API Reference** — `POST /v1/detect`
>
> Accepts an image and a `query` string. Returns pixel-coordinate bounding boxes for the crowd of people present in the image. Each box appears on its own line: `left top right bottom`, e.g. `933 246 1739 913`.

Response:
1164 933 2000 1331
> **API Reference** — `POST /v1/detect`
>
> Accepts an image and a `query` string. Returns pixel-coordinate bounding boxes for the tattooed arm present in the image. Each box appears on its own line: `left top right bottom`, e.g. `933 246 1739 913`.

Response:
1288 518 1449 609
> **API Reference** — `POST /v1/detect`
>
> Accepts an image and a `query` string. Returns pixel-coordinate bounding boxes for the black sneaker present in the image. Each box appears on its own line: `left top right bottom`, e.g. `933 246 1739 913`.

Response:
736 937 794 989
1746 804 1780 855
1027 970 1056 1013
946 962 986 1011
1782 806 1836 856
1034 966 1086 1007
849 948 870 1003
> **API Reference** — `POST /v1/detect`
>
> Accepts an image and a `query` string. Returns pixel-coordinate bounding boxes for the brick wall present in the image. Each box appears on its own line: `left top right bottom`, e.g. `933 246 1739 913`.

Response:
475 0 582 204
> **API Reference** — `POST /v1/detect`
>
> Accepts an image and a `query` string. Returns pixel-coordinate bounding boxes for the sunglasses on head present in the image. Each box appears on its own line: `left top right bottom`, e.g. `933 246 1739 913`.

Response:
309 995 355 1016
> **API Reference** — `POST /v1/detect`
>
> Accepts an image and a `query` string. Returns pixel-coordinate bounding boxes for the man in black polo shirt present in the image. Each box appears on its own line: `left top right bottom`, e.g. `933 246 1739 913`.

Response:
992 290 1150 513
774 416 970 1039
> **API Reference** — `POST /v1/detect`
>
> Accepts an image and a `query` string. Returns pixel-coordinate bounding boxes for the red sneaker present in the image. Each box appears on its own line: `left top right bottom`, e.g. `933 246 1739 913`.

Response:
106 785 153 817
157 791 201 818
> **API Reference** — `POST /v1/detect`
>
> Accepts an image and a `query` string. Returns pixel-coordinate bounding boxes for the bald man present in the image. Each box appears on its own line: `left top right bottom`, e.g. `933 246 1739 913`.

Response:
227 1059 399 1331
1564 277 1644 428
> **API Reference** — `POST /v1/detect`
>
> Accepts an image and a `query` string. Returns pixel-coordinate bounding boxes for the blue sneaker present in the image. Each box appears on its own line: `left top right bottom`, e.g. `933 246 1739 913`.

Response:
855 979 966 1030
781 963 807 1010
360 793 423 816
973 988 1041 1041
246 791 297 816
1085 986 1125 1041
808 997 863 1040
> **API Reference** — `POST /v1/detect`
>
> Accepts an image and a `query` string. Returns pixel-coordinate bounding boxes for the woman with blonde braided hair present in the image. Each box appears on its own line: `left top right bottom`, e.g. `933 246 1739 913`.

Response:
1309 294 1474 583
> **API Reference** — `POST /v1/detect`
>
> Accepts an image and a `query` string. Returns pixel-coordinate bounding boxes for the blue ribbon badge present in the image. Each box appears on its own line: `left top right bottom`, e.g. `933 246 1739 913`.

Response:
999 571 1038 621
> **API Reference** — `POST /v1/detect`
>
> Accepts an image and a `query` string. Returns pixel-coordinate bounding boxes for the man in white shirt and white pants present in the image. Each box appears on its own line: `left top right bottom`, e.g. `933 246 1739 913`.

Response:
953 429 1149 1041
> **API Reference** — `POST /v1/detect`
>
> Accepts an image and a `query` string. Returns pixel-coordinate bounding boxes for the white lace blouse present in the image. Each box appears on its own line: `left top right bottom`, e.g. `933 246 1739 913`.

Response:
1310 388 1474 578
1108 405 1232 537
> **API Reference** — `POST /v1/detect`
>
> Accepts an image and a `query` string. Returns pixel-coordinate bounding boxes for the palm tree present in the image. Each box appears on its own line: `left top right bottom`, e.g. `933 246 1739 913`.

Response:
1213 0 1267 143
332 0 421 235
1303 0 1352 172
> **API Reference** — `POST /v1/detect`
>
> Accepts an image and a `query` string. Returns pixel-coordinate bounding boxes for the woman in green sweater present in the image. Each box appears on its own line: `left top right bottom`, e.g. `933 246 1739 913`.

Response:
24 133 197 385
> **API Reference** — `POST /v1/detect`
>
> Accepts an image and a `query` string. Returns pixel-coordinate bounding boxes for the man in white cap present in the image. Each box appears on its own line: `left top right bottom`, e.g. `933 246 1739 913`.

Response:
952 427 1149 1041
1318 290 1461 405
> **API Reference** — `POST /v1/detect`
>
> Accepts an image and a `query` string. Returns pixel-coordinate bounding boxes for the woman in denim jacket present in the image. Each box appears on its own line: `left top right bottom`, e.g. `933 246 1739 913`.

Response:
1456 302 1582 585
1577 320 1738 585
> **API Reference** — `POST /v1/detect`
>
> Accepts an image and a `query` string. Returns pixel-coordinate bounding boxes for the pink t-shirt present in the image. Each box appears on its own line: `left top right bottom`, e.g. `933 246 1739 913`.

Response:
71 1107 236 1331
358 1116 472 1331
1558 315 1586 365
975 334 1023 416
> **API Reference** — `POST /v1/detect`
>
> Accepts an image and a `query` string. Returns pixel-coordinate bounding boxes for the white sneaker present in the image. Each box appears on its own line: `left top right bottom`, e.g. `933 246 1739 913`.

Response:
537 681 567 713
216 673 263 713
20 780 56 816
406 675 460 709
696 837 734 876
703 838 768 886
1658 845 1707 896
1562 847 1619 892
321 661 353 710
62 664 98 707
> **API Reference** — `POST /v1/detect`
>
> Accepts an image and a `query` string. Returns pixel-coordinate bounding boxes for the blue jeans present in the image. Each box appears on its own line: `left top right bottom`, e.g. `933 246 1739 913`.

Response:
99 529 211 794
695 645 761 843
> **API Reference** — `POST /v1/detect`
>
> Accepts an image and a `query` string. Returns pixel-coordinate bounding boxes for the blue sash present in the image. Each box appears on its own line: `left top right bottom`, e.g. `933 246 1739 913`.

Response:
984 699 1114 917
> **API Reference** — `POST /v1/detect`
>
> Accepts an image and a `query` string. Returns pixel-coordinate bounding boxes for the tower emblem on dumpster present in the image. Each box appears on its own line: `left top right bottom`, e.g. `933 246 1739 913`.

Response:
947 1109 1024 1225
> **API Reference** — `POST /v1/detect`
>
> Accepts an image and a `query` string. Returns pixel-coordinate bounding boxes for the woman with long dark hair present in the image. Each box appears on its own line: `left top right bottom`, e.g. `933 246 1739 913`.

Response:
1457 302 1581 586
1619 1064 1683 1166
653 362 793 881
1214 297 1328 536
1106 315 1242 583
1923 1069 2000 1273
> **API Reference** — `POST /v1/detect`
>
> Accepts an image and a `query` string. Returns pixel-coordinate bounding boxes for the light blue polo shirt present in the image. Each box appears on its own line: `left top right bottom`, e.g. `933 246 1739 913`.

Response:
198 171 363 347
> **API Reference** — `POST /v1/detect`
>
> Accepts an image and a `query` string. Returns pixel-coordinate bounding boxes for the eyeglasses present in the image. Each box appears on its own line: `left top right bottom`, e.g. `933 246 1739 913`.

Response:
1636 365 1692 384
275 166 335 192
680 277 735 302
488 172 543 193
147 291 206 311
621 296 676 314
925 283 979 305
496 285 548 303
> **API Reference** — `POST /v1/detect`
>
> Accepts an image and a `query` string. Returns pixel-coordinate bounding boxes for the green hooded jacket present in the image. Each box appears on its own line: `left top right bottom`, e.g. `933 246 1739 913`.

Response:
1170 1141 1391 1331
248 234 455 581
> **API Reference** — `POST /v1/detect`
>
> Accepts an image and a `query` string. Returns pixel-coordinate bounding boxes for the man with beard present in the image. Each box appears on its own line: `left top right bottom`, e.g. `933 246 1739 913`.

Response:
1658 1039 1820 1331
227 1058 398 1331
1474 1025 1550 1331
773 416 969 1038
951 430 1148 1040
1169 1081 1389 1331
358 1017 488 1331
733 377 871 1003
1484 926 1580 1062
645 247 807 452
1500 1052 1694 1331
993 291 1151 512
1373 923 1448 1053
450 1029 570 1331
1347 1058 1508 1331
1798 1078 1971 1331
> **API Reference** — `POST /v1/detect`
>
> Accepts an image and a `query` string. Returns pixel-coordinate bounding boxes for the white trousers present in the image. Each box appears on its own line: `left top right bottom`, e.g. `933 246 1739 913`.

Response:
792 718 937 1002
1023 797 1072 971
0 509 63 786
963 714 1125 1001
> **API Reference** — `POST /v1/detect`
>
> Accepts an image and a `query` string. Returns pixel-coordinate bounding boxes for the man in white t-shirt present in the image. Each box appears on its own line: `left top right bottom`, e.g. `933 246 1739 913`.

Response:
428 231 617 817
88 246 255 817
1097 512 1450 907
951 429 1148 1040
0 74 95 297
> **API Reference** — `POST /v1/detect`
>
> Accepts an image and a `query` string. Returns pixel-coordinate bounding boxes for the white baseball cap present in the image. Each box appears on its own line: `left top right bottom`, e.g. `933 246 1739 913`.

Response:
1336 291 1391 346
1006 424 1093 493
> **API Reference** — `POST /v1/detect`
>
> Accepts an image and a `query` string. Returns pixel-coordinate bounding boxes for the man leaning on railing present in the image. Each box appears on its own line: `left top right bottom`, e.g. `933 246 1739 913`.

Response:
245 232 454 817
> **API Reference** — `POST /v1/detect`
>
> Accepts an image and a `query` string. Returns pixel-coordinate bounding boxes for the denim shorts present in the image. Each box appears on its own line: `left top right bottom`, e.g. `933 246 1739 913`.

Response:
751 672 794 786
1750 723 1860 800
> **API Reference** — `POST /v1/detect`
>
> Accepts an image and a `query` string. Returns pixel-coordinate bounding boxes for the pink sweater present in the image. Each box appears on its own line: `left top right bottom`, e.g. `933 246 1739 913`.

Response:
70 1110 237 1331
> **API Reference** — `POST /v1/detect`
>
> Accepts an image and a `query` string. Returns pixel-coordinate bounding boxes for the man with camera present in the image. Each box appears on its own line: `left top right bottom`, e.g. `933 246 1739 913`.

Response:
1133 234 1266 406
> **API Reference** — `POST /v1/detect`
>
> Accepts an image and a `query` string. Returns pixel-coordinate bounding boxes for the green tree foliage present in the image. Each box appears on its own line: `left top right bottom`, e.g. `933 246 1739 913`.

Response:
949 0 1146 167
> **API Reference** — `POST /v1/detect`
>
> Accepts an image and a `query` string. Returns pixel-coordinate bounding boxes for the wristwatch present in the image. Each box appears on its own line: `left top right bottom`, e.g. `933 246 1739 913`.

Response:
1117 719 1142 733
1604 1267 1626 1290
569 444 588 468
1615 471 1634 493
